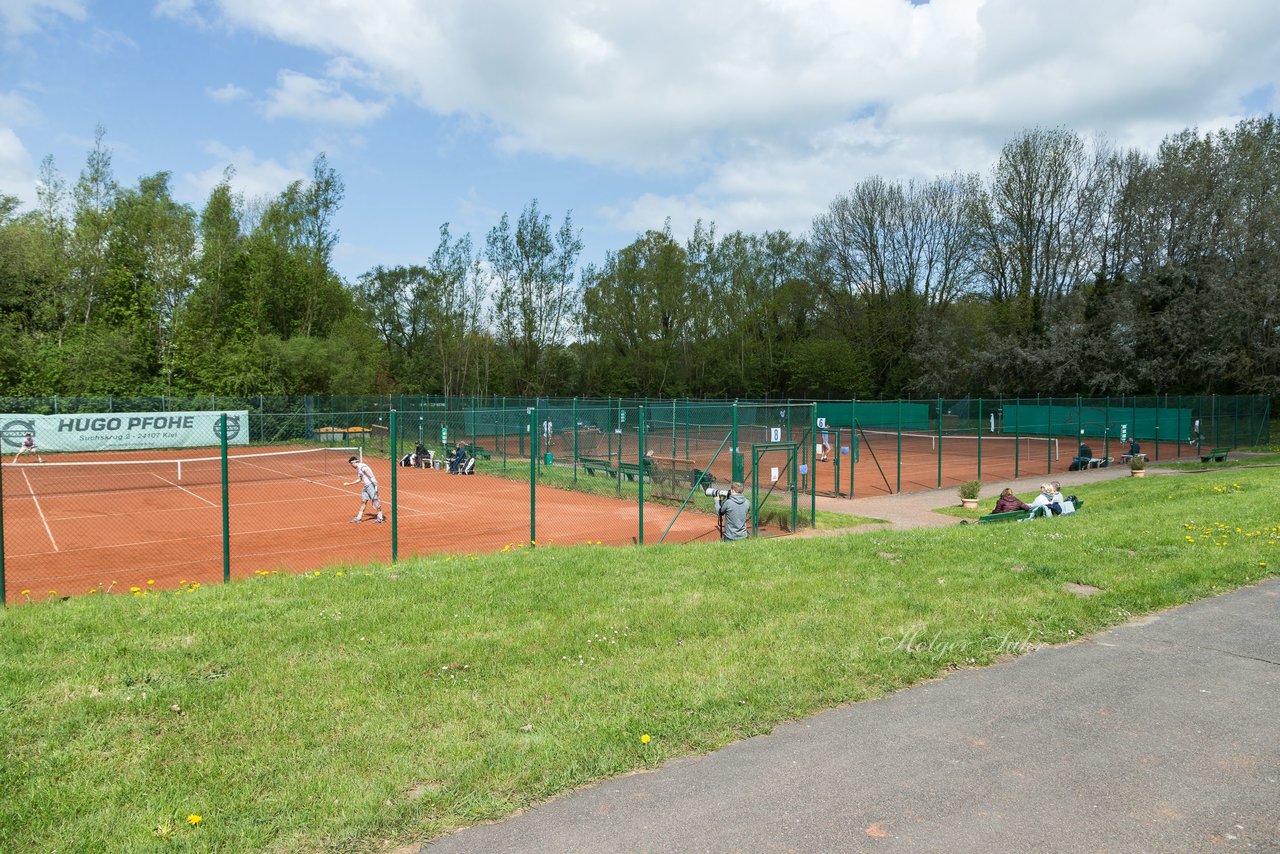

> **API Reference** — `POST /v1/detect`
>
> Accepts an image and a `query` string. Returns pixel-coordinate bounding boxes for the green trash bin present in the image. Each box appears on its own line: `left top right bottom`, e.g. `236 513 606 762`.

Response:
544 452 554 465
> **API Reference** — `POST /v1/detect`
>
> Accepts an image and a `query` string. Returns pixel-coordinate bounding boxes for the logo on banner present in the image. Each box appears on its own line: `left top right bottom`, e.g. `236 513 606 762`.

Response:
1 418 35 449
213 415 243 442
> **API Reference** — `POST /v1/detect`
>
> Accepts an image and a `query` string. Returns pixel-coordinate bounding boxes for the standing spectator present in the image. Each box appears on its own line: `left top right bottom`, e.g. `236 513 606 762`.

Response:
718 482 750 542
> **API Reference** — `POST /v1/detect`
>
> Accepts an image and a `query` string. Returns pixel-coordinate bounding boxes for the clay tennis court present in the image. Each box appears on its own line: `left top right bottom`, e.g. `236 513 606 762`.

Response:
526 427 1190 499
1 446 719 605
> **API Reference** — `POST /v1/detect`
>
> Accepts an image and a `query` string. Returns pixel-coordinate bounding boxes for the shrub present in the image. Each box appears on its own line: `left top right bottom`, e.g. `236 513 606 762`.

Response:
958 479 981 500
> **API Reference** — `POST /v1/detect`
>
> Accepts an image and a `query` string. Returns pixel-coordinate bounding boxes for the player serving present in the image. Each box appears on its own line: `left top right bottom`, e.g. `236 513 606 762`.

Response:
344 455 384 523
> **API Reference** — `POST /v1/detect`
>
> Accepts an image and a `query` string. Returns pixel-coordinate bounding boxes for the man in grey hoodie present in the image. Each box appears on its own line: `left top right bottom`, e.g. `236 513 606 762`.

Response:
718 481 750 541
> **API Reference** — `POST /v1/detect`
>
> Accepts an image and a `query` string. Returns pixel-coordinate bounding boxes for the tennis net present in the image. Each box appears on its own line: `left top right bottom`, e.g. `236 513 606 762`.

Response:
858 430 1059 460
2 446 363 498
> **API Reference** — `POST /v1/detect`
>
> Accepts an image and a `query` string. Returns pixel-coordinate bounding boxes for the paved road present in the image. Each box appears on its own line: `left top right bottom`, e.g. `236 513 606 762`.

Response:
424 579 1280 853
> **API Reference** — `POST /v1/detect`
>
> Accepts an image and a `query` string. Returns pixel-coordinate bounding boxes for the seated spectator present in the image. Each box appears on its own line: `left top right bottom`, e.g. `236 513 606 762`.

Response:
1127 437 1141 457
413 441 429 468
993 487 1031 514
1026 483 1056 516
448 442 468 474
1049 481 1077 514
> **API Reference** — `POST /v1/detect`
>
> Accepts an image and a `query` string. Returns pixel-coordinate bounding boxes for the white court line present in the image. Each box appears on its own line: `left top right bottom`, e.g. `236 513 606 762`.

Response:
21 467 59 552
149 471 218 507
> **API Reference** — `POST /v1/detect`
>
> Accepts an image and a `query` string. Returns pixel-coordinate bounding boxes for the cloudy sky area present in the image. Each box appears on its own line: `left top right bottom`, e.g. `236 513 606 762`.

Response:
1 0 1277 279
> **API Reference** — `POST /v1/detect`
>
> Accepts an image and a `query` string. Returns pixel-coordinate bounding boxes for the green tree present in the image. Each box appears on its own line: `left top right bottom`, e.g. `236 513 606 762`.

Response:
486 200 583 394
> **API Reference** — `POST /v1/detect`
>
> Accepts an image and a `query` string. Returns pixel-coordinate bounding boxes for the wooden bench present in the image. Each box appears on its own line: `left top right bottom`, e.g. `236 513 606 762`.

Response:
978 498 1085 524
1199 447 1229 463
464 443 492 461
579 456 616 477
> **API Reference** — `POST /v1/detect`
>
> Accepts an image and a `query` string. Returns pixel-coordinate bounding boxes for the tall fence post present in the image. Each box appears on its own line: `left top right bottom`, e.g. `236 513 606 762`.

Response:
637 405 646 545
220 413 230 585
732 401 742 482
1 450 7 606
895 399 902 494
976 397 984 481
1014 397 1021 478
390 409 398 564
850 398 857 498
936 396 943 488
529 406 537 548
809 403 817 526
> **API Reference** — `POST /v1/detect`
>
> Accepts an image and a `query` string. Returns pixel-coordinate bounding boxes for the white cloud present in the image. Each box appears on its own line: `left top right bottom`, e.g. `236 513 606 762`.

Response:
179 141 307 206
0 0 84 37
262 70 389 126
0 127 36 202
189 0 1280 237
0 91 38 126
206 82 250 103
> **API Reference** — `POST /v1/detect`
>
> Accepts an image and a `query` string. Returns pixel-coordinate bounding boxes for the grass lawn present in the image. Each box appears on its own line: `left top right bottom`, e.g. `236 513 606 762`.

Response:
2 467 1276 852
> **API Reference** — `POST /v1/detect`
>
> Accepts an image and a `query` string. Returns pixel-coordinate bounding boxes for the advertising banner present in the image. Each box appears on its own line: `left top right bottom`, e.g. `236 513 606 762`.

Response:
0 411 250 453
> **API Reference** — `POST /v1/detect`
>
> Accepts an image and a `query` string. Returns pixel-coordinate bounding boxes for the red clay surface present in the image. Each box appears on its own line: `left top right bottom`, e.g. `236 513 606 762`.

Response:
1 449 719 605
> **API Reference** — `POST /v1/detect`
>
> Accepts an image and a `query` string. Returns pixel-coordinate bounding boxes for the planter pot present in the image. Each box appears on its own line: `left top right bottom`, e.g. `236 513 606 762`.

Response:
960 498 979 508
1130 469 1146 478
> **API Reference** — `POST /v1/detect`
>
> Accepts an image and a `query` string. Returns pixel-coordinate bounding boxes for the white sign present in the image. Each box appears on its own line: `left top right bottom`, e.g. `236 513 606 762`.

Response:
1 411 250 453
816 417 827 429
770 427 782 442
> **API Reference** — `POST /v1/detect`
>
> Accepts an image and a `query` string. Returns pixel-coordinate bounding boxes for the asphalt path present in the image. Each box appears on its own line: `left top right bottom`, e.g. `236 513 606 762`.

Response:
424 578 1280 853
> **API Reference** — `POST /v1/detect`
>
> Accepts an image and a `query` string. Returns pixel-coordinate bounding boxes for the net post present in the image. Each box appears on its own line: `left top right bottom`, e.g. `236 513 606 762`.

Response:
220 413 230 585
390 409 398 565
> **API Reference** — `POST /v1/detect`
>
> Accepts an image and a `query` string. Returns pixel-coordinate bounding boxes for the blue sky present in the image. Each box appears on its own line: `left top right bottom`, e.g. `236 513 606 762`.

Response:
2 0 1277 281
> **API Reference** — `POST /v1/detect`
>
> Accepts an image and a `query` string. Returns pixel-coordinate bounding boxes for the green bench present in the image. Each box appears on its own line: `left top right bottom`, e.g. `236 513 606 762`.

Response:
618 458 654 482
1199 447 1229 463
464 443 492 461
579 456 616 477
978 498 1085 524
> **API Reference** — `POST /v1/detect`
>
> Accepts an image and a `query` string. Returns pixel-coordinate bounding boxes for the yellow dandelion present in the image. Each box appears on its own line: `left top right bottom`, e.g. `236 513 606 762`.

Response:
186 814 202 826
130 586 141 593
640 733 651 744
21 589 30 596
336 571 344 577
147 579 155 586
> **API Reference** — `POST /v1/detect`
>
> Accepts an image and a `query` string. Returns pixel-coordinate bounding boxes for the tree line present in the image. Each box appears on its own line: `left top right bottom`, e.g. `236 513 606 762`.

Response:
2 118 1277 399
